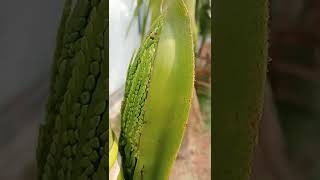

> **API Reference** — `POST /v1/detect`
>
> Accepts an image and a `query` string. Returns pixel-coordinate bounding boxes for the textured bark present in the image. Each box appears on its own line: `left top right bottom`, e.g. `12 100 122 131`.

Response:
36 0 109 179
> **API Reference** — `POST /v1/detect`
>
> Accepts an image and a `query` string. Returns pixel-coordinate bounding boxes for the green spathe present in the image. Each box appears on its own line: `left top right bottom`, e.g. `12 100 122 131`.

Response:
119 0 195 179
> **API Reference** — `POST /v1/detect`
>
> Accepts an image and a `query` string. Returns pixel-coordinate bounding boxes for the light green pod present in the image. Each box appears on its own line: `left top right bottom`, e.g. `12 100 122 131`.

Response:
119 0 195 179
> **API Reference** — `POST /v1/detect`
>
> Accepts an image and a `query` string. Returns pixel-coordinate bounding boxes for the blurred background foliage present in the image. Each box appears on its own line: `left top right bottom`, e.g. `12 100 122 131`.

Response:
268 0 320 179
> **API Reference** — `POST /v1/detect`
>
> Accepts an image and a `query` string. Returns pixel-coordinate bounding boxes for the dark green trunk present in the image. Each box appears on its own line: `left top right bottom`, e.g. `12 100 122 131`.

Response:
36 0 109 179
212 0 269 179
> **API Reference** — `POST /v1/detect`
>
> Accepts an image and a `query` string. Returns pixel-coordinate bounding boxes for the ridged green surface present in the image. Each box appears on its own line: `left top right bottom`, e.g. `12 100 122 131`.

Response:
119 16 164 179
212 0 269 179
36 0 109 179
119 0 194 179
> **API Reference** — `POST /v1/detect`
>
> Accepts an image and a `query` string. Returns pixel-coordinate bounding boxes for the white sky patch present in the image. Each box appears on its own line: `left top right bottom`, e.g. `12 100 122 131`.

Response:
109 0 141 95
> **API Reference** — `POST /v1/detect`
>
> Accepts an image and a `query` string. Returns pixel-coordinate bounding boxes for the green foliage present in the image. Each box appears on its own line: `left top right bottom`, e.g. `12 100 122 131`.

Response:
195 0 211 39
129 0 206 43
127 0 162 42
36 0 109 179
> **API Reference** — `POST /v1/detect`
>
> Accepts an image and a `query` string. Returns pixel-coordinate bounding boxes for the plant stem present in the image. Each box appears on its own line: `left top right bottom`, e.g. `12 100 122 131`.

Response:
212 0 269 179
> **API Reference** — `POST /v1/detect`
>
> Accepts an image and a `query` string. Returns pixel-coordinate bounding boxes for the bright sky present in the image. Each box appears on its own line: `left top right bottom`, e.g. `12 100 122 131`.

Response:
109 0 141 95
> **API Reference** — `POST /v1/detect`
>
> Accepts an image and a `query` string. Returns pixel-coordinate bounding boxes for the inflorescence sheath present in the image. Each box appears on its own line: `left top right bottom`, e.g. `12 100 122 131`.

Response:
119 16 164 180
